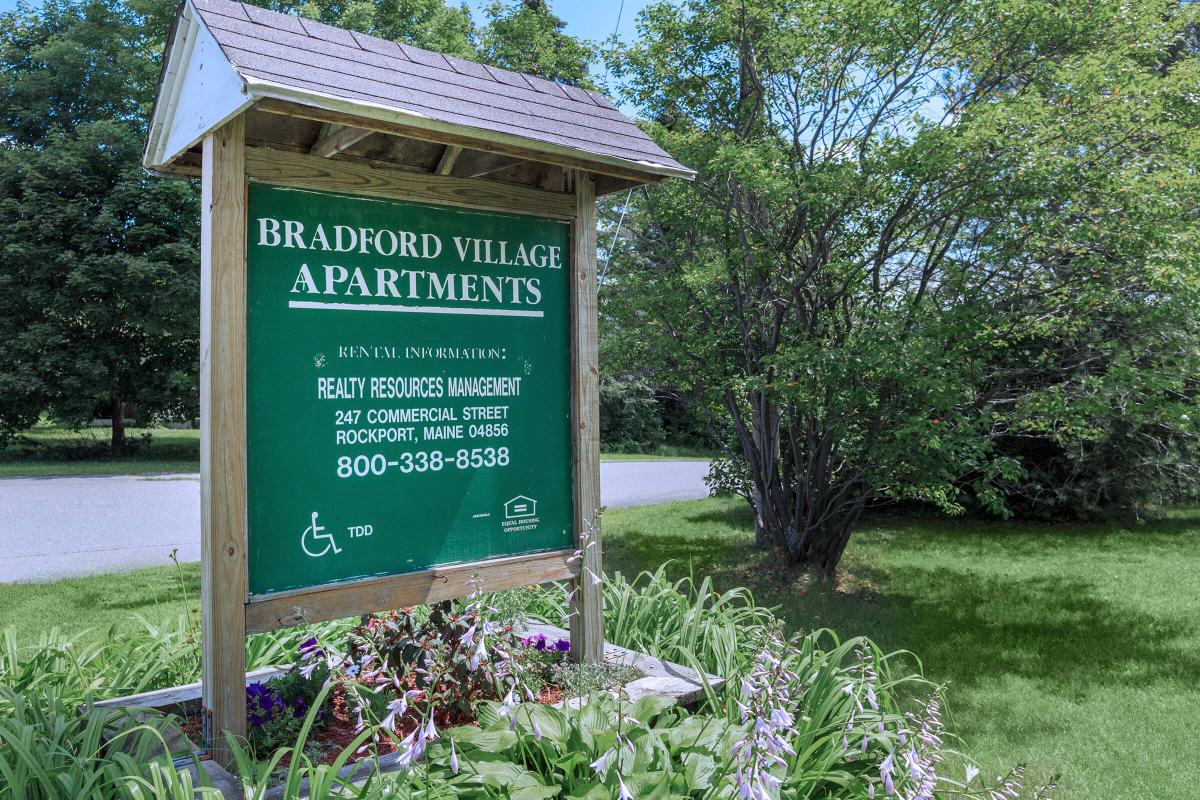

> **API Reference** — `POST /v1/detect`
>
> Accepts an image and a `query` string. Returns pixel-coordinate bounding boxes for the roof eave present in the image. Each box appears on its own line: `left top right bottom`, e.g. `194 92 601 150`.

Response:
144 0 254 171
241 76 695 182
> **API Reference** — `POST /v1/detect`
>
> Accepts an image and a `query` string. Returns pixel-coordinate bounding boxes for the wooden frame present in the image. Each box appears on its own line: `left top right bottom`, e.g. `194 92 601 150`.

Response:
244 147 575 220
198 111 604 766
252 98 680 186
245 549 580 633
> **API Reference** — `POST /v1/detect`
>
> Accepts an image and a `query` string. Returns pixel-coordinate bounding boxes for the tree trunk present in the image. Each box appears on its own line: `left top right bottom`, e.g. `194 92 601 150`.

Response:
752 484 770 549
111 397 125 451
734 397 868 577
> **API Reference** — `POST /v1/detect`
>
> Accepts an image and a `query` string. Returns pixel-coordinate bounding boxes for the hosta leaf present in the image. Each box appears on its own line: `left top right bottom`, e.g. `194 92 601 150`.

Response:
565 781 610 800
475 701 505 729
509 773 562 800
454 752 531 785
665 716 734 751
625 771 672 800
625 695 676 724
681 753 715 791
452 726 519 753
520 703 569 744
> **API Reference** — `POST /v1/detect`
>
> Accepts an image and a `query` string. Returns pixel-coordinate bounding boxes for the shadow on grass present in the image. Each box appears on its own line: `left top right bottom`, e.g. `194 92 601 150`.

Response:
605 499 1200 703
605 504 758 584
828 563 1200 691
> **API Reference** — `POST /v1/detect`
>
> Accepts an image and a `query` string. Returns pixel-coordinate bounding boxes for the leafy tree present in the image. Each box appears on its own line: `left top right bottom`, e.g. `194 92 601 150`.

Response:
280 0 476 58
476 0 595 85
973 50 1200 517
0 0 200 448
0 0 596 452
605 0 1200 574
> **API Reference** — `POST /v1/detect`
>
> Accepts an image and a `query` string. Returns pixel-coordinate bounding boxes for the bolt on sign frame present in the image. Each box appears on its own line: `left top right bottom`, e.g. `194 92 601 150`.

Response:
147 0 692 766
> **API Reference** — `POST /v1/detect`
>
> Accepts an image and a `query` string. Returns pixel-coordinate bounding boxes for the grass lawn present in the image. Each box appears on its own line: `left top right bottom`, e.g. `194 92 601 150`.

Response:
0 560 201 642
2 498 1195 798
0 423 200 478
599 452 711 462
0 422 708 476
604 498 1200 800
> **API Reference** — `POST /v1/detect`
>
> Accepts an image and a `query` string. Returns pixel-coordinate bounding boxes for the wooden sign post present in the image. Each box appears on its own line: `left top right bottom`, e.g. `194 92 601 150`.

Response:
199 116 249 758
148 0 692 766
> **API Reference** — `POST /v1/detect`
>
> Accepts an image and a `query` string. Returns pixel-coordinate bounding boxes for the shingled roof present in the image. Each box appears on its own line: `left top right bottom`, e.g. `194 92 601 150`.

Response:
144 0 693 182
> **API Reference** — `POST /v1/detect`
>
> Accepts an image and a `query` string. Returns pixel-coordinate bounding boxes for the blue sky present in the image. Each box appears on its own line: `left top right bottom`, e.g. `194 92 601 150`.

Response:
473 1 651 49
0 0 652 48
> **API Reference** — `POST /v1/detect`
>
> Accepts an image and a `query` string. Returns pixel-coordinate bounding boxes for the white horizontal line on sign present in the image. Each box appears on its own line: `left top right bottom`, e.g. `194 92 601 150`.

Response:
288 300 544 318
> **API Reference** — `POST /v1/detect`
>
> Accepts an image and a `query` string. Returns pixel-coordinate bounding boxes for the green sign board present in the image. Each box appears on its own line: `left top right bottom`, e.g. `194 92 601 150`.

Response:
245 184 574 596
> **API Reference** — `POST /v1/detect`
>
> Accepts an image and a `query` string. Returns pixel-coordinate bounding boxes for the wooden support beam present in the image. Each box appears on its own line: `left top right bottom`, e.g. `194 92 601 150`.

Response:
569 170 603 665
199 115 248 768
255 98 673 189
435 144 462 176
468 156 526 179
245 549 579 633
245 146 575 220
310 122 373 158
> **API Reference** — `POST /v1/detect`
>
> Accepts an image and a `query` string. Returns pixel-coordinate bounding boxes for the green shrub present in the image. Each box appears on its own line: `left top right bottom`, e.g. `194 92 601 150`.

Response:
599 376 668 453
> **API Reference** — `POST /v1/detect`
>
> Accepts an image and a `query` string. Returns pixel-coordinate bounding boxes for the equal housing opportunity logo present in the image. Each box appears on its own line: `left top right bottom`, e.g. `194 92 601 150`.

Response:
502 495 540 532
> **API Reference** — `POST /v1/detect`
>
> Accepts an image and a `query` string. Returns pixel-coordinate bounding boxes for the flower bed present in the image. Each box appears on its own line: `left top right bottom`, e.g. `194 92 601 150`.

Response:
172 587 646 767
5 569 1061 800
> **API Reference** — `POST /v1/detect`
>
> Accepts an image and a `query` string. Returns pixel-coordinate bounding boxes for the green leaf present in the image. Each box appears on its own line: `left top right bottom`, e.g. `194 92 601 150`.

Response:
509 773 562 800
625 694 676 724
452 726 520 753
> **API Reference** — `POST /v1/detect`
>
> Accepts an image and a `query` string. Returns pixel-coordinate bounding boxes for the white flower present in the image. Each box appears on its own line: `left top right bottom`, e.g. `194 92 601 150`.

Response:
590 748 615 773
498 689 517 717
381 696 407 731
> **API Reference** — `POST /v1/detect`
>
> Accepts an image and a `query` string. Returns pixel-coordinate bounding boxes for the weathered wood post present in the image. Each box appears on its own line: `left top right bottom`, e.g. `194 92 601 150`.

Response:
570 171 603 663
199 115 248 764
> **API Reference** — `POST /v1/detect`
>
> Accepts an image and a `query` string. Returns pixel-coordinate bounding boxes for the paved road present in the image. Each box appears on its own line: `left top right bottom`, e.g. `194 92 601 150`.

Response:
0 460 710 583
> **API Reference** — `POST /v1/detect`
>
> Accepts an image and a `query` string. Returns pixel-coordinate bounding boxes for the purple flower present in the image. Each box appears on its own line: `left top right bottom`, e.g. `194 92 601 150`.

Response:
246 682 291 727
382 696 408 731
299 637 324 660
553 639 571 653
731 636 799 800
880 752 896 795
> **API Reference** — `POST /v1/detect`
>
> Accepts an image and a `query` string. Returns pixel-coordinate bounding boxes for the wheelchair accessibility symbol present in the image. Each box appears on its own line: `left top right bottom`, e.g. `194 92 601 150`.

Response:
301 511 342 558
